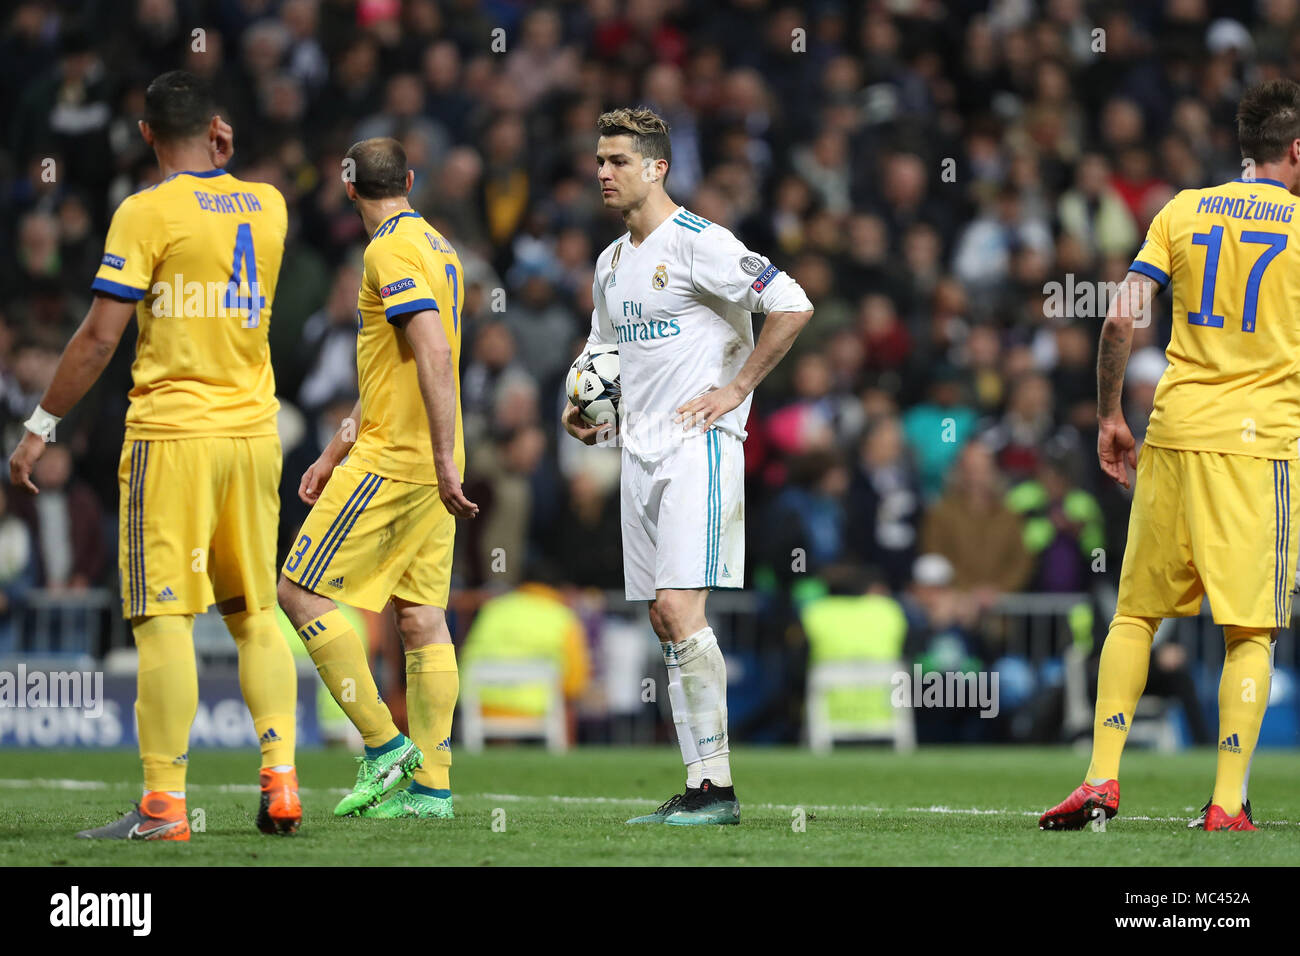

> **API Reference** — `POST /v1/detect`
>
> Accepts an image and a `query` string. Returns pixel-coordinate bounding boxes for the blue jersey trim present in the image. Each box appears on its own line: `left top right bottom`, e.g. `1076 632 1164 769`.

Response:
1128 260 1169 290
371 210 421 241
154 169 230 188
384 297 439 325
92 277 147 300
1232 177 1288 189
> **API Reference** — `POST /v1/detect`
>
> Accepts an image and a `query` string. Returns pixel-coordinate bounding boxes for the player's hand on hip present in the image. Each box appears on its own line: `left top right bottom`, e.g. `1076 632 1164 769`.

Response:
8 430 45 495
436 463 479 518
1097 414 1137 489
676 382 744 432
298 455 337 505
562 402 606 446
208 114 234 169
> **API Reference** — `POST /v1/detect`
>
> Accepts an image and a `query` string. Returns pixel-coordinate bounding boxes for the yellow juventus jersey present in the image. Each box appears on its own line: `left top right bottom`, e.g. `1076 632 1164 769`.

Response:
350 209 464 484
92 168 287 439
1132 177 1300 459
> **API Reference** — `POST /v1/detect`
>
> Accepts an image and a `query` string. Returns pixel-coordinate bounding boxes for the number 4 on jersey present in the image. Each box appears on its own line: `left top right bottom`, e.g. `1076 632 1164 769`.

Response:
225 223 266 328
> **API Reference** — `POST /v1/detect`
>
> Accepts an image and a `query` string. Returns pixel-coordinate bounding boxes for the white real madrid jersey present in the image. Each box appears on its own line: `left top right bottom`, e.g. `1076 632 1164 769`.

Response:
586 205 812 461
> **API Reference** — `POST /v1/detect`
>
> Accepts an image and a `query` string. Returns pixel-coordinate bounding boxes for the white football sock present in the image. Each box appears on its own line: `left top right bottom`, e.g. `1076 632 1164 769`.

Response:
662 642 703 788
675 627 731 787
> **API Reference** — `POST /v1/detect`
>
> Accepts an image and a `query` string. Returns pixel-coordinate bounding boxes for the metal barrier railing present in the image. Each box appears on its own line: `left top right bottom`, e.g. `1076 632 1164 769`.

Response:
11 585 1295 670
7 587 1293 749
7 588 125 658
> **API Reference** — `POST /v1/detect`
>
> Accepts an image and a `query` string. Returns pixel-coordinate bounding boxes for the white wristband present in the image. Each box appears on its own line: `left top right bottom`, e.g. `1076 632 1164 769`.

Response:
23 405 61 441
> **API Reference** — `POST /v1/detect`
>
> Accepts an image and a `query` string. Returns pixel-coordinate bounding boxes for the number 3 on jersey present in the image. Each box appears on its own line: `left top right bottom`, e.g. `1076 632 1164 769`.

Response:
225 223 266 328
1188 226 1288 332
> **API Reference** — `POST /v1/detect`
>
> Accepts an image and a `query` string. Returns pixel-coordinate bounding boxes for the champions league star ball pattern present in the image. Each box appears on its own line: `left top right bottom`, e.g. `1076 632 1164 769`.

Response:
566 344 621 425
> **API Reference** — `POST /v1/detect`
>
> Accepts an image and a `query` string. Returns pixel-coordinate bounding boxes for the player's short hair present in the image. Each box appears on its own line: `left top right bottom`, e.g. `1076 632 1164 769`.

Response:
144 70 215 143
345 137 410 199
597 107 672 179
1237 79 1300 164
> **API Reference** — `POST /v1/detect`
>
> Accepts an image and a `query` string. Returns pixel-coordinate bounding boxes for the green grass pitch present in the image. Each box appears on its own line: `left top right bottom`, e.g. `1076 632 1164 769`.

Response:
1 746 1296 866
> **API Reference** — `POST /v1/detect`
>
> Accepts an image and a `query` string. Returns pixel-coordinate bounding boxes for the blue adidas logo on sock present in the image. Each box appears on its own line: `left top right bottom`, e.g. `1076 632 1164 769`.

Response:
260 727 281 744
1219 733 1242 753
156 586 177 602
436 736 451 752
1102 712 1127 731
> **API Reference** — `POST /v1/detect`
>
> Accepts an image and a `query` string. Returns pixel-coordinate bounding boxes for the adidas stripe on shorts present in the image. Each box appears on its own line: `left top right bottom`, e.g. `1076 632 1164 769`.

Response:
282 461 455 611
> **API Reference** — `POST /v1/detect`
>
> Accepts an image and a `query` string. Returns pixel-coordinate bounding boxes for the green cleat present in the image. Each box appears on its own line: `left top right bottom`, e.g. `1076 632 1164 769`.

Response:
663 780 740 826
362 788 454 819
625 789 699 824
333 737 424 817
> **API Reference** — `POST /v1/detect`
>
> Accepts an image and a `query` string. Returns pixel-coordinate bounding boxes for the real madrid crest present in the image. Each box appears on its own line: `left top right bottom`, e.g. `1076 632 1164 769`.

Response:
652 263 668 290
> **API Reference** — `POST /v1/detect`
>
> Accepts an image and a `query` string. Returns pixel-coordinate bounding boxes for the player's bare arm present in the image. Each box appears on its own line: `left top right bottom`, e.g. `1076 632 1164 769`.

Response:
676 306 814 431
299 398 361 505
403 308 479 518
8 293 136 494
1095 271 1155 490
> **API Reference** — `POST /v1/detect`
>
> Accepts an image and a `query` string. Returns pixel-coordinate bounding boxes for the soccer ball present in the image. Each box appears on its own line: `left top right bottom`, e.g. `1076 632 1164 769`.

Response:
566 344 620 425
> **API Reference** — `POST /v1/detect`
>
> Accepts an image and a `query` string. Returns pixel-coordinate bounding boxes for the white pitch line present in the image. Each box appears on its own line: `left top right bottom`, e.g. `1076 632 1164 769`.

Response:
3 779 1294 825
0 778 348 796
476 792 1297 826
0 777 109 790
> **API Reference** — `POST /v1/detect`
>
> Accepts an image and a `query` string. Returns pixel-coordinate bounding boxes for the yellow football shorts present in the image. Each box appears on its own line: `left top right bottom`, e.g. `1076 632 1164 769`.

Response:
118 434 282 619
281 462 455 612
1116 443 1298 627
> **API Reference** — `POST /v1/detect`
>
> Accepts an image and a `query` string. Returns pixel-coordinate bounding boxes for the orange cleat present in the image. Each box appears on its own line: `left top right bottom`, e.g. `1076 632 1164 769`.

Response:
1203 804 1257 831
257 767 302 835
1039 779 1120 830
77 791 190 841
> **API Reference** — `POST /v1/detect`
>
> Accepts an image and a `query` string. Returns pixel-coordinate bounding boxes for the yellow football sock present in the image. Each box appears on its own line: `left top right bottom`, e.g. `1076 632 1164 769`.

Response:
1211 626 1272 816
405 643 458 790
296 608 399 747
1085 615 1157 782
226 606 297 768
134 615 198 794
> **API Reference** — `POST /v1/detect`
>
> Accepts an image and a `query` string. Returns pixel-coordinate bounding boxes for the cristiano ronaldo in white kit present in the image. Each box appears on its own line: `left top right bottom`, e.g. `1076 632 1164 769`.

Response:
563 108 814 825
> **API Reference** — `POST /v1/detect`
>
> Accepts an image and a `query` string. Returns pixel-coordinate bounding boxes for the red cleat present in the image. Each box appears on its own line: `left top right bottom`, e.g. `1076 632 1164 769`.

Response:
1039 779 1120 830
257 767 302 835
1202 804 1256 831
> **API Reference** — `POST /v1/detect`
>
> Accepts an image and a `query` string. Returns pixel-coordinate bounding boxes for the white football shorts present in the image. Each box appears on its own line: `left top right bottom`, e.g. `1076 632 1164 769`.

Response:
621 427 745 601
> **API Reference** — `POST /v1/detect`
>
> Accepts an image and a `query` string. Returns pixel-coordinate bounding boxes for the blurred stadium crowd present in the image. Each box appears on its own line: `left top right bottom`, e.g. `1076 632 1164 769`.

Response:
0 0 1290 740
